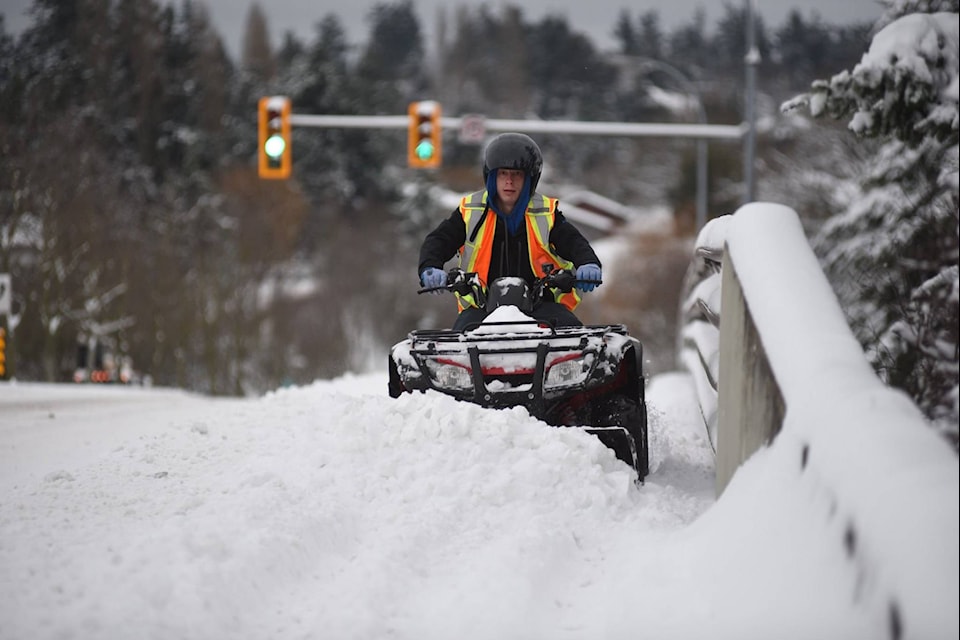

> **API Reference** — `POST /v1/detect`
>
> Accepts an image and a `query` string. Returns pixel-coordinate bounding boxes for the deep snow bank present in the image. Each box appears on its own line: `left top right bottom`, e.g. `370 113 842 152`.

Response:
1 375 715 640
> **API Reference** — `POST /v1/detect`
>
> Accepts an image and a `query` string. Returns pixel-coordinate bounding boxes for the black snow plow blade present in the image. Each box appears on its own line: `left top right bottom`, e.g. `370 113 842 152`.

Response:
584 426 639 473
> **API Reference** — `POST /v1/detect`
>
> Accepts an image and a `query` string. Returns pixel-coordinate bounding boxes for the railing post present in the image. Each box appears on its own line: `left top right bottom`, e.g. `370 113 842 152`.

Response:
715 252 785 495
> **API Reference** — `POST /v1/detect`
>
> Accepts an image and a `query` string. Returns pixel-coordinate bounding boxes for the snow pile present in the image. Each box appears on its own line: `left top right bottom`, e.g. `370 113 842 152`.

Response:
1 376 712 640
0 371 919 640
466 305 551 335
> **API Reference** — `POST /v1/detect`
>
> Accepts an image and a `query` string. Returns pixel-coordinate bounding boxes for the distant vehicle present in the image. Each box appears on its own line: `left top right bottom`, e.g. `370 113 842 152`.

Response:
73 338 137 384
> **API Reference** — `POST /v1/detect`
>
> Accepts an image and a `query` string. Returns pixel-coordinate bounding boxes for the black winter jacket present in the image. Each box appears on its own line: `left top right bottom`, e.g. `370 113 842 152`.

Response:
418 201 601 287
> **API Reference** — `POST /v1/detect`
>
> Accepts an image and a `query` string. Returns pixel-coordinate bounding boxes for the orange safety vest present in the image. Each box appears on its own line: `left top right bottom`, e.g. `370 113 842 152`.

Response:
455 190 581 312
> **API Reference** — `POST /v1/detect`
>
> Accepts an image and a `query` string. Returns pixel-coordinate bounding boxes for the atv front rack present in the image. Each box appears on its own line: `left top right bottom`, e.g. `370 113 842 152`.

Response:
404 323 630 410
406 322 630 344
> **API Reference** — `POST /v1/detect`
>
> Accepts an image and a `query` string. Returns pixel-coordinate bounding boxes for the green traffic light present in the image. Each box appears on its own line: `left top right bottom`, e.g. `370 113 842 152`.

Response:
415 140 435 160
265 134 286 159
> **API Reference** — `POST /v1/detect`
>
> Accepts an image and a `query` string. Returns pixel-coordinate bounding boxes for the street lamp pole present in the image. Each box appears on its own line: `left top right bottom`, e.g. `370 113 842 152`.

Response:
614 56 709 231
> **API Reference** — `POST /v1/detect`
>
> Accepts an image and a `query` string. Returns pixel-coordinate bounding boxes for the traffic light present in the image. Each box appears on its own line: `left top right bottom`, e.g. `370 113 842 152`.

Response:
407 101 442 168
0 327 6 377
258 96 292 179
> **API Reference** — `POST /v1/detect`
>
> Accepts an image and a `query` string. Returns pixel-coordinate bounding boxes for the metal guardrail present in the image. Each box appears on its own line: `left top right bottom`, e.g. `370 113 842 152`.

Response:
679 204 958 640
677 217 728 450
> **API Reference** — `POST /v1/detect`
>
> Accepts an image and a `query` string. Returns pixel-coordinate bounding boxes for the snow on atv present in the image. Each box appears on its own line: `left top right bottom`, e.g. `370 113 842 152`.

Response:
388 267 649 482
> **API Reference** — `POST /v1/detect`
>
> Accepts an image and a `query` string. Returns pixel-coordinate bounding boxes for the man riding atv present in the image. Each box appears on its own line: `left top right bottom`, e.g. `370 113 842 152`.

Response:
418 132 604 331
395 133 650 482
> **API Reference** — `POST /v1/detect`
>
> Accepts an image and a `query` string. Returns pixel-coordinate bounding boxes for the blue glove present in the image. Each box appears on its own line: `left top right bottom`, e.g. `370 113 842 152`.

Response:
420 267 447 291
575 264 602 292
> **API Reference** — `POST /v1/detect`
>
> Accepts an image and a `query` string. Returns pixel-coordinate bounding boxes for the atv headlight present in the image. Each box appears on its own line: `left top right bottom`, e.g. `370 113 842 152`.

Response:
426 359 474 391
544 355 590 389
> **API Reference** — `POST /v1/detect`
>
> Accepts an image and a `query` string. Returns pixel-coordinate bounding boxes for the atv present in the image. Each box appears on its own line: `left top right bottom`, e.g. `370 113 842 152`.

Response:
388 267 649 482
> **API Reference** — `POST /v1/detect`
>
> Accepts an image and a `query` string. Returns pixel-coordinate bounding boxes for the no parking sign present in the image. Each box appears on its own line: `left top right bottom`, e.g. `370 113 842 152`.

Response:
458 114 487 144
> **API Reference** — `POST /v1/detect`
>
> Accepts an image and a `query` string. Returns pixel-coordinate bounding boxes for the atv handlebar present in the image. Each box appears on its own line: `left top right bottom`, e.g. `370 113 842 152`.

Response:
417 268 601 296
540 269 602 294
417 269 481 295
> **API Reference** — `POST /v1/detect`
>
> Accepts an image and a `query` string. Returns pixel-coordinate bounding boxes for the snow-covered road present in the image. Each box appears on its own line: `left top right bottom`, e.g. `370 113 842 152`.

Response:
0 373 878 640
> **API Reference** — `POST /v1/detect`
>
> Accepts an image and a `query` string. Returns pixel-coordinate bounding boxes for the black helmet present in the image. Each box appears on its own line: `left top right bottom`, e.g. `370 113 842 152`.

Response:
483 133 543 193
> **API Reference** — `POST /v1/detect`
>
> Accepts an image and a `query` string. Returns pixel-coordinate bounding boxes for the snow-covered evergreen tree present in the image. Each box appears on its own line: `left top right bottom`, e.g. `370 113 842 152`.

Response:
784 0 959 443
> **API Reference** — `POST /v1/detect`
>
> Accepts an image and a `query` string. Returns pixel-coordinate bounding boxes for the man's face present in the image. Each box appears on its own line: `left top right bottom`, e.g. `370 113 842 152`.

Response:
495 169 526 211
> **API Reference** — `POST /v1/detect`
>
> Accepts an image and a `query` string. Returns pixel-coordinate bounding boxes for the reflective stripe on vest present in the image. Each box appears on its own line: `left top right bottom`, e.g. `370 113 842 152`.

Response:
524 197 581 311
455 190 581 312
455 191 493 311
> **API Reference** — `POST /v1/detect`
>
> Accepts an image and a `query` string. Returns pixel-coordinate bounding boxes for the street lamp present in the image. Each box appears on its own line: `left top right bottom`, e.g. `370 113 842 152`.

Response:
614 55 709 232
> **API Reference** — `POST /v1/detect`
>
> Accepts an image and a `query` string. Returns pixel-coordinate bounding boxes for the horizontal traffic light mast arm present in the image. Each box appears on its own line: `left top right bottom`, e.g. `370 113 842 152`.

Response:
289 114 745 140
474 118 744 140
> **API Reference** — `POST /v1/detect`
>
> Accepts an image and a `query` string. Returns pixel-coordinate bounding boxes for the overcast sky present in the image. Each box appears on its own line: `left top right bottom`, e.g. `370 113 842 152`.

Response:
3 0 886 60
